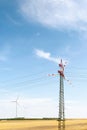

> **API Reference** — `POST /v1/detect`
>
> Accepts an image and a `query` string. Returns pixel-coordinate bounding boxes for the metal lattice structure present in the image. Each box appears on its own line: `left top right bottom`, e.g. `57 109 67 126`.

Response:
58 59 65 130
48 59 67 130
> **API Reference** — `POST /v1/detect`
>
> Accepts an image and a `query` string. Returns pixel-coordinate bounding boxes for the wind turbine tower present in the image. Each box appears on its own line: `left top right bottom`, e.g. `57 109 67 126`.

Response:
58 59 66 129
12 97 19 118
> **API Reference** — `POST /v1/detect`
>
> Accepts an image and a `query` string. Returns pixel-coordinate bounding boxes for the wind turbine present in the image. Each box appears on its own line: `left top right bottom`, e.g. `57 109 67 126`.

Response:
12 96 19 118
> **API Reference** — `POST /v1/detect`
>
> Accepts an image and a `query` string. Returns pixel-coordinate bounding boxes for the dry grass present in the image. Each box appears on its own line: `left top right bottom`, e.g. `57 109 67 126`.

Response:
0 119 87 130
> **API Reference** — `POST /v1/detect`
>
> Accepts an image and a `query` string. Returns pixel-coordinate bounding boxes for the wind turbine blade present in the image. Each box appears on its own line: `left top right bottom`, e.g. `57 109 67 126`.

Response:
16 96 19 101
11 101 16 103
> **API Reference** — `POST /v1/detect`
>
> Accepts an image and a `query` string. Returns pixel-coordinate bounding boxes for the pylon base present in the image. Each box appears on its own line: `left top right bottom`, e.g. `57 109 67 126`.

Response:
58 120 65 130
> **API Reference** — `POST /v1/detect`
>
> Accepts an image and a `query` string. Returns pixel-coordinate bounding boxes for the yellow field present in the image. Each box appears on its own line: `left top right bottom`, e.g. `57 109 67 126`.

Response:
0 119 87 130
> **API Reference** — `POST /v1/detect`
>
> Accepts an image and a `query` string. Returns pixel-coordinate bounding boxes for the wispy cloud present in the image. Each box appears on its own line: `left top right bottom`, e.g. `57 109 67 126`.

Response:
35 49 67 65
35 49 59 63
19 0 87 31
6 14 21 25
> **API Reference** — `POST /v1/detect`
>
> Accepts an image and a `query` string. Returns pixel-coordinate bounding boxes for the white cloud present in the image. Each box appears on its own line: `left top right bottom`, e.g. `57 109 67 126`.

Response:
35 49 60 63
19 0 87 31
35 49 67 65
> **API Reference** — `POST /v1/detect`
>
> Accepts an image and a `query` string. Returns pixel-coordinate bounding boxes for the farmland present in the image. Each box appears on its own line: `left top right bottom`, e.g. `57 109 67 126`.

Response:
0 119 87 130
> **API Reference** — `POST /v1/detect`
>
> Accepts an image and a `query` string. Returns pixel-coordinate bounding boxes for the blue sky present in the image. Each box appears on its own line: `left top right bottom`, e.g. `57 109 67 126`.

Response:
0 0 87 118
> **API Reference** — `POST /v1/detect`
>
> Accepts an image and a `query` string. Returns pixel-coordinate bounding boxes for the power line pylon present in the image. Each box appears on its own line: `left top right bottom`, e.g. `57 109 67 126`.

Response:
58 59 66 130
48 59 67 129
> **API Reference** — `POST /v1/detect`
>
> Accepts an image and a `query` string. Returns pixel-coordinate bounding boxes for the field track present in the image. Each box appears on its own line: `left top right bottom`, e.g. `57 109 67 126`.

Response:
0 119 87 130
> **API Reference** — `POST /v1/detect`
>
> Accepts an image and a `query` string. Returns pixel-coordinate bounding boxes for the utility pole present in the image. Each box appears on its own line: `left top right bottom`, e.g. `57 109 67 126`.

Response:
58 59 65 130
